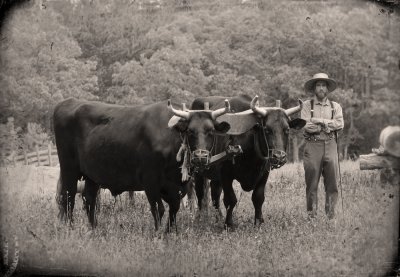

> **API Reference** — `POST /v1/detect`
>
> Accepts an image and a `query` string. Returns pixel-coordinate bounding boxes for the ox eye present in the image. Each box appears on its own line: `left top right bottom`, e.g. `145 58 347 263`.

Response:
284 127 290 134
207 129 215 135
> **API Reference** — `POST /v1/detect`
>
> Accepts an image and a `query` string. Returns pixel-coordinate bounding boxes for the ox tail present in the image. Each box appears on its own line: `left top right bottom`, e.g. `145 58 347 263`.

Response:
56 175 63 207
56 175 66 221
56 172 81 222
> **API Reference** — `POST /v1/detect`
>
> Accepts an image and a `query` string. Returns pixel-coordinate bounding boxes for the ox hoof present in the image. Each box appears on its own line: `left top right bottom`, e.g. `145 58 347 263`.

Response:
57 213 66 223
165 223 178 233
224 222 236 231
254 218 265 226
215 213 223 223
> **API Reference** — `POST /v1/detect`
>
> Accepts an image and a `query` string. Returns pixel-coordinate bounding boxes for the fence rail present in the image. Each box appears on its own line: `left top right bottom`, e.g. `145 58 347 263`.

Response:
4 144 59 167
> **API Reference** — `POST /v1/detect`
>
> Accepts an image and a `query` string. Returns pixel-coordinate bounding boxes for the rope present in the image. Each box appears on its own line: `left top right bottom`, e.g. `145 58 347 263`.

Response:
181 147 191 182
176 135 191 182
176 142 185 162
253 126 270 185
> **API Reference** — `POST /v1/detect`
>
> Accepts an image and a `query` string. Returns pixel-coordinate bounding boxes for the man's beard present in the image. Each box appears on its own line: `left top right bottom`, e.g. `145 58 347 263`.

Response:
316 91 327 100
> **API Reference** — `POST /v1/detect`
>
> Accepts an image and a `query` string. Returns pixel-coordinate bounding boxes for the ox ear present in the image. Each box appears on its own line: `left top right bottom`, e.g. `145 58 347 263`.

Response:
168 115 181 128
217 110 258 135
168 116 188 132
289 118 306 130
215 121 231 134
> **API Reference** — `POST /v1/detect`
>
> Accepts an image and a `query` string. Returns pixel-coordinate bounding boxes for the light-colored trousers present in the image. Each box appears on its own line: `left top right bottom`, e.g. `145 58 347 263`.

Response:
303 139 339 217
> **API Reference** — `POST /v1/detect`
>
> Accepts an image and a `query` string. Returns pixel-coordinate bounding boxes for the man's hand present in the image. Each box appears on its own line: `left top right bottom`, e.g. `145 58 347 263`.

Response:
310 118 324 125
311 118 331 133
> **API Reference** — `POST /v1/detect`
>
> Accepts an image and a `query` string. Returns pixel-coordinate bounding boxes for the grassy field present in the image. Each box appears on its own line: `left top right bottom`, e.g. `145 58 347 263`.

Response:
0 161 398 276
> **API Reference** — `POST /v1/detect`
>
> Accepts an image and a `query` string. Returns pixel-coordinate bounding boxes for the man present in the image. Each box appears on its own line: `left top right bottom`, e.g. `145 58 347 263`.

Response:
301 73 344 219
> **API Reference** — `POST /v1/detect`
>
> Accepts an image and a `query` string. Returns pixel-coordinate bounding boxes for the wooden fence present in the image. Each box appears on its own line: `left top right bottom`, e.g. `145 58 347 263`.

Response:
4 144 59 167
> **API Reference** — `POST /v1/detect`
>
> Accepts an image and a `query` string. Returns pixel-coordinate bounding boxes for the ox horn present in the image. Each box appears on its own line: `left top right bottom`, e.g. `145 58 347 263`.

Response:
250 95 268 117
168 99 190 119
285 99 304 116
211 99 230 120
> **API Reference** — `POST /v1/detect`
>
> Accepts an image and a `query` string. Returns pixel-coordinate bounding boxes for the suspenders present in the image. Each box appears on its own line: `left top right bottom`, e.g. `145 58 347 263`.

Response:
310 99 334 120
308 99 336 141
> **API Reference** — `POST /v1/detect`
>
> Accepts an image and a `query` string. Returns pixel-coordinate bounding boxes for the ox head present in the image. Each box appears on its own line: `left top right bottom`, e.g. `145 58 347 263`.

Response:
249 96 306 167
218 95 306 169
168 99 231 169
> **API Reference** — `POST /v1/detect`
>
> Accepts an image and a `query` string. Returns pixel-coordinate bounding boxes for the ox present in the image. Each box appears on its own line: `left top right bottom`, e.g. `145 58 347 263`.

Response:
53 98 230 231
191 95 306 228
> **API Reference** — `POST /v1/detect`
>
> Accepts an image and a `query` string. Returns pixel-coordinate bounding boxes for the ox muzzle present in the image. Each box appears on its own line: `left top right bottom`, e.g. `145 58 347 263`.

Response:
191 149 211 170
269 149 287 169
254 133 288 169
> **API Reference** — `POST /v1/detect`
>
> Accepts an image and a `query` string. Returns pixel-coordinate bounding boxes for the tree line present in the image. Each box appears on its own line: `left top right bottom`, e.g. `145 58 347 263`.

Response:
0 0 399 161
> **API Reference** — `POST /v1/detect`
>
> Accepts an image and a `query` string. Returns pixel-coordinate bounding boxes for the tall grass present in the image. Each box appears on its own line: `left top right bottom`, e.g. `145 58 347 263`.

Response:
0 161 398 276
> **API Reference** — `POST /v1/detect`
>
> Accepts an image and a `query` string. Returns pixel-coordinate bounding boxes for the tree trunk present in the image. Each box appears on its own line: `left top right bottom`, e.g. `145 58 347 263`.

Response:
343 144 348 160
365 72 370 99
359 154 400 170
343 106 354 160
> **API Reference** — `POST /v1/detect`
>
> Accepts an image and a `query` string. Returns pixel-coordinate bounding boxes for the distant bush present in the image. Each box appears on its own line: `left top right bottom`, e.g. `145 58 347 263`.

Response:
0 118 24 156
23 122 50 152
0 118 50 160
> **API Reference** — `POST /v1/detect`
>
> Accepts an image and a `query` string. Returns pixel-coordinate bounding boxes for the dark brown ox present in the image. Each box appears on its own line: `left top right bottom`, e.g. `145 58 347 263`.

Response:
53 98 230 231
191 95 306 228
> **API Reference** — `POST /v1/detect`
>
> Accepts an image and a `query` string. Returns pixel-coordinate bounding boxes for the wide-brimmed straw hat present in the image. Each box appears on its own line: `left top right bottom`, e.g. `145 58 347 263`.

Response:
304 73 337 93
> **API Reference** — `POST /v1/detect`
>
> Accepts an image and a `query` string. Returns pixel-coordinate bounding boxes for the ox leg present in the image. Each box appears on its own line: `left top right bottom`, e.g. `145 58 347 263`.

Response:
185 179 196 213
194 174 205 210
56 170 78 224
222 180 237 228
252 182 266 226
157 199 165 223
167 203 179 233
210 180 223 221
211 180 222 210
82 178 100 228
145 191 164 231
162 188 181 233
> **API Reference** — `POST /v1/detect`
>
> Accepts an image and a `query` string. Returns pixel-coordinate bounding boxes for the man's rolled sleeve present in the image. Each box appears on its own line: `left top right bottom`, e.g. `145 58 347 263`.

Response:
324 103 344 131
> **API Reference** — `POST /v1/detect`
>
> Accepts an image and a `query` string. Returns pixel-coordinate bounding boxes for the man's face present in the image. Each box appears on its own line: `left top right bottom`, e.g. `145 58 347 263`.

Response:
314 80 328 100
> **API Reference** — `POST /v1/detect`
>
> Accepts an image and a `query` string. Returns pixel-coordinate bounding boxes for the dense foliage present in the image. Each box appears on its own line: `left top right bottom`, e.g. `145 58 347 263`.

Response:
0 0 399 158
